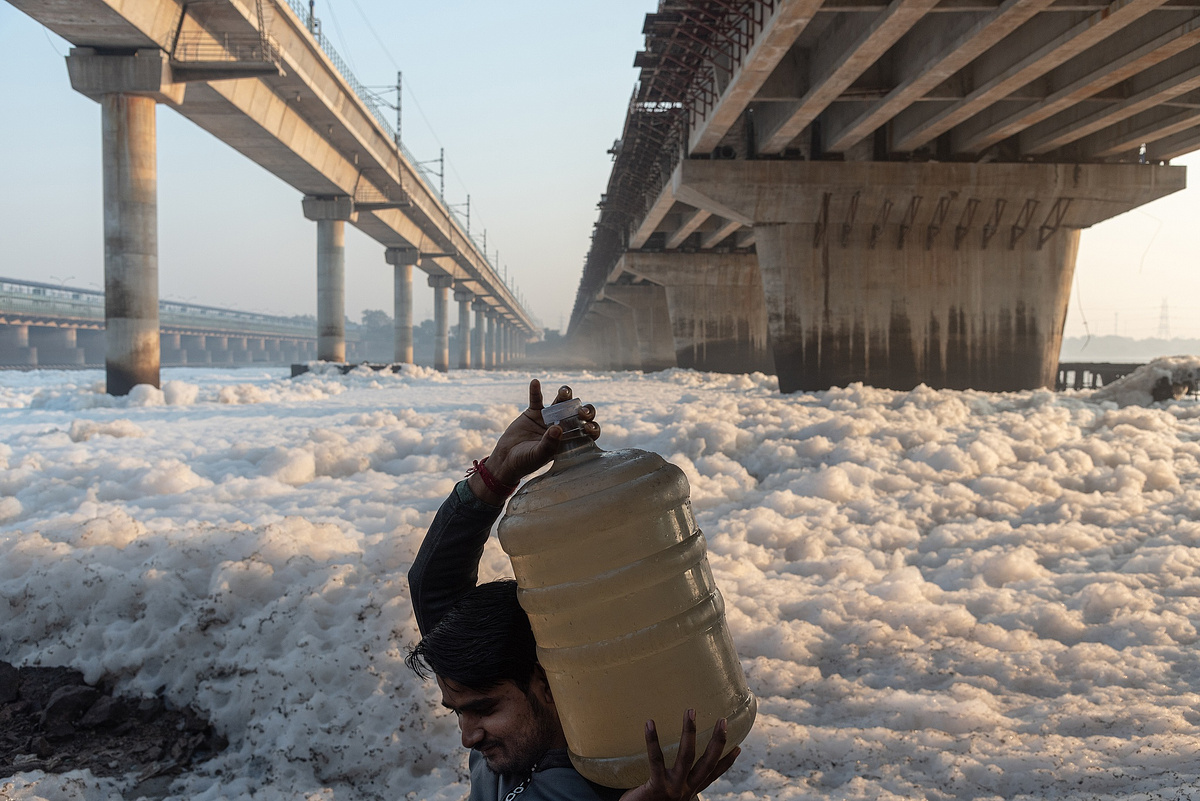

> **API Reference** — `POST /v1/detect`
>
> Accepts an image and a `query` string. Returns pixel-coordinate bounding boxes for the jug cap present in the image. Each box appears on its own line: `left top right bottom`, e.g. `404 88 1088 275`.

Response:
542 398 584 426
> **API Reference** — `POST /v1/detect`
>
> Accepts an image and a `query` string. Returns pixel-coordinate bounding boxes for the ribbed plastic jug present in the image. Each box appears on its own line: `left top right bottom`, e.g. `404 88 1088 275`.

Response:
497 399 757 789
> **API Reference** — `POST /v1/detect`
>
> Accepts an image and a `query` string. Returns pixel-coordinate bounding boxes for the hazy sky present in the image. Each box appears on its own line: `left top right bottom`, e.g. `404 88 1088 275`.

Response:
2 1 1199 339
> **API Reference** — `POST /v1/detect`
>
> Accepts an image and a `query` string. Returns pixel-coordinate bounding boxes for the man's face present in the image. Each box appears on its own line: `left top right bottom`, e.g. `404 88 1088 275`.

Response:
437 674 564 777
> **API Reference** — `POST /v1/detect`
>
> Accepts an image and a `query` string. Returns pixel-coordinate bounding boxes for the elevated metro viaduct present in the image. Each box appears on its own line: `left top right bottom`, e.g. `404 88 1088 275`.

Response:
0 276 334 367
572 0 1192 392
8 0 531 394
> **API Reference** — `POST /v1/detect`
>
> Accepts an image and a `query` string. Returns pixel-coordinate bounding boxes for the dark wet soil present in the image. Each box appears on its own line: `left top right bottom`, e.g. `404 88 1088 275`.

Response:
0 661 225 798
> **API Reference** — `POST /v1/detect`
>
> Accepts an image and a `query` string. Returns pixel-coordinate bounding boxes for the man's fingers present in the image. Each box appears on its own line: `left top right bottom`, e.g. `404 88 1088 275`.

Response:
583 421 601 440
528 379 544 411
673 709 697 776
554 384 573 404
579 403 596 421
643 719 667 782
688 717 728 786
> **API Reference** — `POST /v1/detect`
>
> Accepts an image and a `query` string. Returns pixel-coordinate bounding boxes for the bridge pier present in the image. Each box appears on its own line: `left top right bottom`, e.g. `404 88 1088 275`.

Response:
67 49 184 394
161 332 184 366
30 327 86 366
386 247 417 364
485 312 497 369
615 251 773 375
0 325 36 366
673 160 1183 392
428 274 453 372
598 284 677 372
302 197 355 362
472 300 488 369
591 300 640 371
454 284 473 369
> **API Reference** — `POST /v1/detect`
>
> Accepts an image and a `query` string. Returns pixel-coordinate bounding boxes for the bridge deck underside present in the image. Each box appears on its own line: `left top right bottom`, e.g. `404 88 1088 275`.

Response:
576 0 1199 390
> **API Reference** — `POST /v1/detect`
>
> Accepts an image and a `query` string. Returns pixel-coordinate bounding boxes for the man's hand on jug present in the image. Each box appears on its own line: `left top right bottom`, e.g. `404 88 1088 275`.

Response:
621 710 740 801
469 379 598 505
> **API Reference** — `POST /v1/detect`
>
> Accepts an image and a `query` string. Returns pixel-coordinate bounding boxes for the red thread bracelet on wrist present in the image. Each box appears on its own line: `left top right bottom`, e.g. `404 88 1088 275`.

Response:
467 457 519 498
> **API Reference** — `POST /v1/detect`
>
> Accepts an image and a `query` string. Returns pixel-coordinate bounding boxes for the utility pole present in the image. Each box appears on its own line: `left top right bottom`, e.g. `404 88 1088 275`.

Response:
395 71 402 146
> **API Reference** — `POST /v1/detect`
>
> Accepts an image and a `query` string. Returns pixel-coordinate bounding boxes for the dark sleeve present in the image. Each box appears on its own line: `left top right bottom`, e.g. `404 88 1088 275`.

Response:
408 479 504 636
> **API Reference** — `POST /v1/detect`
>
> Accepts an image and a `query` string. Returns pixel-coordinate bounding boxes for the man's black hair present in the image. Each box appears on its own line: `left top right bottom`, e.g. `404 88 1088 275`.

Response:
405 579 540 693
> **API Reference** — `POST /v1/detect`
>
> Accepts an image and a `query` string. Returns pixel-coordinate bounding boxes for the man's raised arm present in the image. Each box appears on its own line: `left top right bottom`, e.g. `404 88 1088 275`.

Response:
407 379 598 634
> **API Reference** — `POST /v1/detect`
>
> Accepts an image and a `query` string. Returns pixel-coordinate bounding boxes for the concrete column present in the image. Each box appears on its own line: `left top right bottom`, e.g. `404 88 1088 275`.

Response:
496 320 507 366
302 196 356 363
0 324 36 366
670 160 1183 392
183 334 210 364
600 284 677 372
591 300 641 371
386 246 419 364
616 252 773 375
78 329 105 365
454 284 473 369
472 300 488 369
429 274 453 372
485 313 496 369
67 48 184 395
101 93 160 392
160 332 184 366
580 309 621 370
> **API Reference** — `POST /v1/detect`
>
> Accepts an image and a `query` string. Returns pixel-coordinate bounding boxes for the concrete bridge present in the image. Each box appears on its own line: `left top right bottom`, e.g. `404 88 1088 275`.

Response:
572 0 1193 392
0 276 335 367
8 0 532 393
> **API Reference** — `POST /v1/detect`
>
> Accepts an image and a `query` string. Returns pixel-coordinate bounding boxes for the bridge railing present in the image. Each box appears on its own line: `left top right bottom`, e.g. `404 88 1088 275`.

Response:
0 278 317 338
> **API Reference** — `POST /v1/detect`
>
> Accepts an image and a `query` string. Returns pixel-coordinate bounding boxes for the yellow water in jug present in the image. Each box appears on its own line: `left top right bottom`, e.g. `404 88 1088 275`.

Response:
497 399 757 788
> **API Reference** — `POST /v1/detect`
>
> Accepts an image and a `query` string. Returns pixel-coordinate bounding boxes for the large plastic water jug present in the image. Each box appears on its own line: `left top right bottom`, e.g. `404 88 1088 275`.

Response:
497 398 757 788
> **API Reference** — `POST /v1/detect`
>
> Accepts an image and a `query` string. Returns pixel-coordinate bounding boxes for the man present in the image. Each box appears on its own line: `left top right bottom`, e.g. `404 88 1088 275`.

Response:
406 380 740 801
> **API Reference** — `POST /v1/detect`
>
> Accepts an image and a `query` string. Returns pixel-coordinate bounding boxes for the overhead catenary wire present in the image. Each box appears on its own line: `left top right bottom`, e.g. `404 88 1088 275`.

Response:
319 1 530 318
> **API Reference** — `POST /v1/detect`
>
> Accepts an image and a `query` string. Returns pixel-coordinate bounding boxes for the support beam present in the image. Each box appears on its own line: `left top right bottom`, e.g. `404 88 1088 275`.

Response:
304 196 356 363
956 13 1200 153
617 252 774 375
673 159 1183 391
1025 60 1200 154
690 0 824 154
386 246 418 364
665 208 713 250
429 274 453 373
454 284 473 369
67 49 180 394
599 284 677 372
472 300 488 369
826 0 1056 153
700 218 745 250
756 0 942 155
891 0 1170 152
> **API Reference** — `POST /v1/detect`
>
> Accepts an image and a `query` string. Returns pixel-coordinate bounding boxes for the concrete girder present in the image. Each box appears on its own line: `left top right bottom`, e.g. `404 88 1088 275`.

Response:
892 0 1171 152
665 208 713 249
1023 51 1200 154
1147 121 1200 158
755 0 943 155
700 218 746 250
1080 103 1200 156
825 0 1057 153
955 12 1200 152
630 183 679 249
689 0 823 154
7 0 176 49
